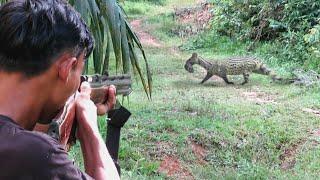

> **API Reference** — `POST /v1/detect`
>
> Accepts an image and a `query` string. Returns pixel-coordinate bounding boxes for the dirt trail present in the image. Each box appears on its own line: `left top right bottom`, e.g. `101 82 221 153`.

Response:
130 19 162 47
130 16 207 180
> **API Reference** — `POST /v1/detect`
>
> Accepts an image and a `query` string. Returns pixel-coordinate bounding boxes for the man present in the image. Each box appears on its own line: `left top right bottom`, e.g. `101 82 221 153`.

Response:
0 0 120 179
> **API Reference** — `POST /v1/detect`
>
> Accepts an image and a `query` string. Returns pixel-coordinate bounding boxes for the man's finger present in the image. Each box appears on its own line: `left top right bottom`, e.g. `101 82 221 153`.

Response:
80 81 91 98
106 85 116 110
109 85 116 97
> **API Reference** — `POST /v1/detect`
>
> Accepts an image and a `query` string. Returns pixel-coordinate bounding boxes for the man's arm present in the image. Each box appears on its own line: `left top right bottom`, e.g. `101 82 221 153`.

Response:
75 82 120 180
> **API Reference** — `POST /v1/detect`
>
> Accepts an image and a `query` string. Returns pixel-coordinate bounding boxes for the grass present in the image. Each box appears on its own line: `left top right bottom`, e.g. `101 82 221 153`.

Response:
71 0 320 179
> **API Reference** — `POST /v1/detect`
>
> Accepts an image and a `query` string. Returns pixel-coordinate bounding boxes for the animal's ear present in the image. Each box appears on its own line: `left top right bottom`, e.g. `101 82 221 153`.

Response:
192 53 198 59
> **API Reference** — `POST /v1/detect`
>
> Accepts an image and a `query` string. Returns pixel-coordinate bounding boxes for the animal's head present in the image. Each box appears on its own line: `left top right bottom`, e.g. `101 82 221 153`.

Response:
184 53 198 73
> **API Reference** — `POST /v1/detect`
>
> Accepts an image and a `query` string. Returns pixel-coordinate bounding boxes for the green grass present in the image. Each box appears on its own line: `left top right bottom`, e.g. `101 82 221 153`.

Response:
121 1 155 17
71 1 320 179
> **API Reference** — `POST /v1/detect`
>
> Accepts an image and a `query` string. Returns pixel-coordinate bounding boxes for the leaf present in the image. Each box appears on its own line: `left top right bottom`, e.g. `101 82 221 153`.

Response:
102 30 111 75
101 0 122 72
129 43 150 99
119 9 130 73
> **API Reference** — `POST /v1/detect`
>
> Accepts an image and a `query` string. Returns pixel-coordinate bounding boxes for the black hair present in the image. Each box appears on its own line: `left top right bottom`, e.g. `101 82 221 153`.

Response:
0 0 94 77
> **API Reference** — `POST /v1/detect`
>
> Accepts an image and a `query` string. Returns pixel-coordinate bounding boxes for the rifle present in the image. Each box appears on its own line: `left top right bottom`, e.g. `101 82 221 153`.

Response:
82 74 132 97
47 74 132 175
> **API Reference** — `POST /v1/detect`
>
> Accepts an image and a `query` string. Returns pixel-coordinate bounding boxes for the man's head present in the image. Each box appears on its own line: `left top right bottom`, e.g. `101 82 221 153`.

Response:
0 0 94 123
0 0 93 76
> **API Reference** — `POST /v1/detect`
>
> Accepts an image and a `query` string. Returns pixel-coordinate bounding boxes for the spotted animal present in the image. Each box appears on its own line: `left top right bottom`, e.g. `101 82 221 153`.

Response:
184 53 281 85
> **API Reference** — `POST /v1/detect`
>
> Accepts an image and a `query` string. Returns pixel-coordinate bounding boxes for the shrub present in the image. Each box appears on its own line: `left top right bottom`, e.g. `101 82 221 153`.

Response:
190 0 320 71
125 0 166 6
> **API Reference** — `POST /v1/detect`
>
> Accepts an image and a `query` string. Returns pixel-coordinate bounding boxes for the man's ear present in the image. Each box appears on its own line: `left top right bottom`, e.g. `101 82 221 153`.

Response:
57 56 77 83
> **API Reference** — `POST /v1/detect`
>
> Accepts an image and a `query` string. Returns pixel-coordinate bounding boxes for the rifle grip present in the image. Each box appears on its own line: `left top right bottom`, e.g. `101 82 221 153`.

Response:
90 88 107 104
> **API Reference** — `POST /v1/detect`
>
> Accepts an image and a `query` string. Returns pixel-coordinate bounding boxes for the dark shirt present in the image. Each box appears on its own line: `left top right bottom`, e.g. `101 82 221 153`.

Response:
0 115 92 180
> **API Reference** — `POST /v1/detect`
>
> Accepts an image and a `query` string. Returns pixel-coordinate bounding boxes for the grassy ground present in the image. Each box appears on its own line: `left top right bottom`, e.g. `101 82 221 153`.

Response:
71 1 320 179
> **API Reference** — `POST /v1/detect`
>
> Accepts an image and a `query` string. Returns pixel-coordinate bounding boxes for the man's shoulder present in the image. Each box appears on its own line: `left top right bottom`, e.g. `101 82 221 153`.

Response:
10 130 65 165
0 120 64 165
5 126 56 151
18 131 91 179
0 119 63 157
0 116 62 152
0 127 91 179
16 129 61 149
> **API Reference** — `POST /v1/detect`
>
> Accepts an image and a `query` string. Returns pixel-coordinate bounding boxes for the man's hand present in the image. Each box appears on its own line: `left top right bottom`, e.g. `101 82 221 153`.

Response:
75 82 99 139
95 85 116 116
75 82 116 139
75 82 120 180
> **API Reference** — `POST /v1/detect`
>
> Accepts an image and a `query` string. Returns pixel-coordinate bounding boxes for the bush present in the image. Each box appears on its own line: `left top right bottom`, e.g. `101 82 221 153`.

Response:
197 0 320 71
125 0 166 6
211 0 319 41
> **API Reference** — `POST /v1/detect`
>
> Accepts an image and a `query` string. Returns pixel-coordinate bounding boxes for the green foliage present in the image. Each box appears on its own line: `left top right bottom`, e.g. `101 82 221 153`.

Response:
181 30 248 55
124 0 166 6
69 0 152 98
121 2 153 15
204 0 320 71
304 25 320 57
211 0 320 41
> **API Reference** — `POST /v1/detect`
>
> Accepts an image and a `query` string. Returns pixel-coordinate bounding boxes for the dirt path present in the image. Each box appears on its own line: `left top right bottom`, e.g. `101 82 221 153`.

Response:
130 16 201 178
130 19 162 47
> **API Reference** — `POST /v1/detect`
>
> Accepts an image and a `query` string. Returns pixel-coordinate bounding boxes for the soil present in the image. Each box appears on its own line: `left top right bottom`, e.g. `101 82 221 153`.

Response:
279 140 304 170
242 90 277 104
190 141 208 165
158 155 194 180
130 19 162 47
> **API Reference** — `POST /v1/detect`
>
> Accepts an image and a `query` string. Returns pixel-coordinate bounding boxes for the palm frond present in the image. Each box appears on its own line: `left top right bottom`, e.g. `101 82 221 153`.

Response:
0 0 6 5
74 0 152 98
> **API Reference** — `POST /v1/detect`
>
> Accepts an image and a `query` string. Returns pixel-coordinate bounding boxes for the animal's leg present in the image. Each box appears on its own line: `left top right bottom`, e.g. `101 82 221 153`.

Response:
241 72 250 85
200 72 213 84
221 75 234 84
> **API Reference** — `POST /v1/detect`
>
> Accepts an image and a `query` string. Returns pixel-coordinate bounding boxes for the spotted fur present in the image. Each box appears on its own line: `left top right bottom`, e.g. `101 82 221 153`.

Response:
185 53 280 85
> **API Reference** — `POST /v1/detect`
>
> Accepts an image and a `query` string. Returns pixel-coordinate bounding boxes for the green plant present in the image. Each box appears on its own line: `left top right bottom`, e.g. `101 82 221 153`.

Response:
124 0 166 6
304 25 320 57
196 0 320 71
